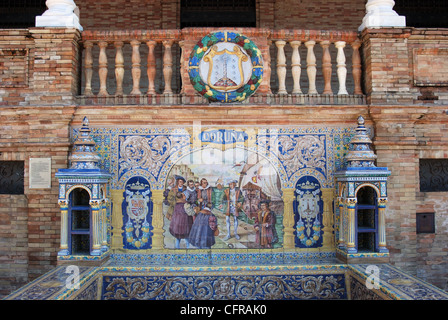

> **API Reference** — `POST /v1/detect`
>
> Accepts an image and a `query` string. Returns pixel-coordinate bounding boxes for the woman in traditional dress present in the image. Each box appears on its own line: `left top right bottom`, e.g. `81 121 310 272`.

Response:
188 203 218 249
169 192 194 249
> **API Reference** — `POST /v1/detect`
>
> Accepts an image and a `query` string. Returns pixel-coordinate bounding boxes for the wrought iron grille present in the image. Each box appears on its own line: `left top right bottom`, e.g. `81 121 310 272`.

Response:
0 161 25 194
394 0 448 28
180 0 256 28
419 159 448 192
0 0 46 29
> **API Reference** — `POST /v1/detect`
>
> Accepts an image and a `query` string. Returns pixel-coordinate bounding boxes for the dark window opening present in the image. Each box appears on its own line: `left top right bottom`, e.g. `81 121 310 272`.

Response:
416 212 435 234
419 159 448 192
0 0 47 29
180 0 256 28
0 161 25 195
69 188 91 255
395 0 448 28
356 186 378 252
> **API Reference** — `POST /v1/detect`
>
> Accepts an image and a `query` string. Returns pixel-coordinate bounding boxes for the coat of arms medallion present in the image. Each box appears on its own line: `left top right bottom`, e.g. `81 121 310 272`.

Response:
188 31 263 103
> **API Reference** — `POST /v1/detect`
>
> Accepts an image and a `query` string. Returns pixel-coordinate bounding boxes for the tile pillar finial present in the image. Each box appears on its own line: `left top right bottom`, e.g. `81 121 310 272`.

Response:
35 0 83 31
359 0 406 31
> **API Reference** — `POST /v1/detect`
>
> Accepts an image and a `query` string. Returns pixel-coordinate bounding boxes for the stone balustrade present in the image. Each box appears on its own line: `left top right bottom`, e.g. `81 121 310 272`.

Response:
78 28 364 105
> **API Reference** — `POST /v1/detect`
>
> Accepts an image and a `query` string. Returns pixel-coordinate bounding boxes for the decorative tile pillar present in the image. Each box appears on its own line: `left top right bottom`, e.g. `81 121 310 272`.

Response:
151 189 165 250
337 195 345 249
90 199 102 256
321 188 335 250
101 198 109 252
110 189 124 250
345 198 357 254
282 188 296 249
378 198 388 253
58 200 69 256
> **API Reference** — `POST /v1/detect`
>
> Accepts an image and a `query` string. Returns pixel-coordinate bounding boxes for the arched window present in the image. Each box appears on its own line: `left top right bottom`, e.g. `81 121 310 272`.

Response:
69 188 91 255
356 186 378 252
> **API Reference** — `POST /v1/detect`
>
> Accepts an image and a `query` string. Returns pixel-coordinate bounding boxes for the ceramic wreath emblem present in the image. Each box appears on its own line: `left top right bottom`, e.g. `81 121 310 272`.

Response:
188 31 263 103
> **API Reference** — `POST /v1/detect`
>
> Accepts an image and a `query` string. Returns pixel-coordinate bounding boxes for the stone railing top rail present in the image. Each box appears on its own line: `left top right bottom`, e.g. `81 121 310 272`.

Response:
80 28 359 43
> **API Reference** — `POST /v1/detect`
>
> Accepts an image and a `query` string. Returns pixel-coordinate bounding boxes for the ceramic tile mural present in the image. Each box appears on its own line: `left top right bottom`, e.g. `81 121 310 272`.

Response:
72 125 364 251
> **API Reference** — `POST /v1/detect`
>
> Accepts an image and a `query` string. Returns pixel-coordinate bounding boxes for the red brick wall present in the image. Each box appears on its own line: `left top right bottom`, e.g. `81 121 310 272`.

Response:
0 194 28 297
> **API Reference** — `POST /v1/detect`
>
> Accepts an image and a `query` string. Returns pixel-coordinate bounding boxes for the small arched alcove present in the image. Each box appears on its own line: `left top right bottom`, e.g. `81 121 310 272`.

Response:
68 188 91 255
355 185 378 253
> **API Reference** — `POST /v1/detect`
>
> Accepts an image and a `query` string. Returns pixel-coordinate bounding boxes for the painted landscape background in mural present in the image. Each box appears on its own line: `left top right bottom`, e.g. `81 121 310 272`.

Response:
162 148 284 249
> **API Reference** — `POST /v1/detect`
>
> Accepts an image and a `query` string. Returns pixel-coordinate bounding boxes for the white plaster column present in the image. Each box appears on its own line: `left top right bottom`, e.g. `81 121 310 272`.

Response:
359 0 406 31
36 0 83 31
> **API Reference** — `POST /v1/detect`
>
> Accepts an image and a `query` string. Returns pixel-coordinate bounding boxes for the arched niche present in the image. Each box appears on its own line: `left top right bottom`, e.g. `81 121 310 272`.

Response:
67 187 92 255
355 185 379 253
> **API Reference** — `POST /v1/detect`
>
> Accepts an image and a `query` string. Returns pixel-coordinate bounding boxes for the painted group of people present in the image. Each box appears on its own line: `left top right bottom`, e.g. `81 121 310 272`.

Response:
164 175 277 249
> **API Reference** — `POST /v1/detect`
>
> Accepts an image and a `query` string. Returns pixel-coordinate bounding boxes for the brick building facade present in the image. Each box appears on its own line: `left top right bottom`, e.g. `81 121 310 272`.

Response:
1 0 447 299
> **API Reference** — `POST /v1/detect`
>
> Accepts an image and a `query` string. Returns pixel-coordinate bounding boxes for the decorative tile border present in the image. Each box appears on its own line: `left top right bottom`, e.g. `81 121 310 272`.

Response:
348 264 448 300
5 261 448 300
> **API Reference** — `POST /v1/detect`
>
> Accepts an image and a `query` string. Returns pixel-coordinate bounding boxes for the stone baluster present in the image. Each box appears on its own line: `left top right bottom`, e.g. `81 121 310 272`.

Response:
146 40 157 95
320 40 333 95
162 40 173 94
262 40 273 95
98 41 109 96
305 40 317 94
275 40 287 94
83 41 93 95
114 41 124 96
179 40 188 95
335 41 348 95
130 40 142 95
351 40 363 94
290 41 302 94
